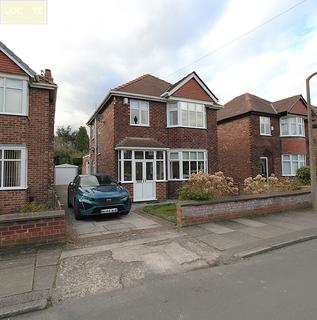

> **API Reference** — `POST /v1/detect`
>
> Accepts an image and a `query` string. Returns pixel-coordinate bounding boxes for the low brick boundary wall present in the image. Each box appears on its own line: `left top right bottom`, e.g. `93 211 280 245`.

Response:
0 210 66 247
176 190 311 227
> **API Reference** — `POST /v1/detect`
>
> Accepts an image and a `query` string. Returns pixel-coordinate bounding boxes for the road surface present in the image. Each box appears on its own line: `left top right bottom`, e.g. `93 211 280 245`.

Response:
15 239 317 320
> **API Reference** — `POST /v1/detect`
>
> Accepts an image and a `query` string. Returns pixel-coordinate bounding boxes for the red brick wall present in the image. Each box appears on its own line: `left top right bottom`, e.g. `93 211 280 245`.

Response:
289 100 307 116
0 51 26 75
249 114 282 178
0 87 56 214
168 181 183 199
172 78 213 102
281 138 307 154
82 156 90 174
156 182 168 200
97 101 115 176
177 191 311 227
217 116 252 185
0 191 27 215
0 215 65 247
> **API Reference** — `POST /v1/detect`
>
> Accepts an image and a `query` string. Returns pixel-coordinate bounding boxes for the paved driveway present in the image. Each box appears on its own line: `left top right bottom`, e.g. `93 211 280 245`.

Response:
55 186 164 240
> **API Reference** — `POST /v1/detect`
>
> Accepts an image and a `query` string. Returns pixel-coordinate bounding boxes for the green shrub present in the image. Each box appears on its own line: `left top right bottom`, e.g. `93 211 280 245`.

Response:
20 202 48 213
296 166 310 185
179 188 212 201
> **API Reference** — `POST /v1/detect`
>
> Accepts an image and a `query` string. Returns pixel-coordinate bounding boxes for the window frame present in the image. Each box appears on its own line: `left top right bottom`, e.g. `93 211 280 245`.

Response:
282 154 306 176
259 116 271 136
166 101 206 129
117 150 166 183
129 100 150 127
280 117 305 137
0 73 28 116
167 149 208 181
0 145 27 190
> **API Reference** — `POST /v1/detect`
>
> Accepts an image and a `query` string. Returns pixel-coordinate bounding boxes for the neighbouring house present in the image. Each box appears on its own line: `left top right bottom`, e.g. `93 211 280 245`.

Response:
217 93 308 186
0 41 57 214
86 72 222 201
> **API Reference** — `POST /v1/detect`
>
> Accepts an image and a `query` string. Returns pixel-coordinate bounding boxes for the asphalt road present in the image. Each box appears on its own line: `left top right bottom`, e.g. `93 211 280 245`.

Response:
15 239 317 320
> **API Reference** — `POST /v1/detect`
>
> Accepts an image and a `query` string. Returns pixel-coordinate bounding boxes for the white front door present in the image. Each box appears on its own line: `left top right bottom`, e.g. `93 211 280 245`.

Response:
134 160 156 202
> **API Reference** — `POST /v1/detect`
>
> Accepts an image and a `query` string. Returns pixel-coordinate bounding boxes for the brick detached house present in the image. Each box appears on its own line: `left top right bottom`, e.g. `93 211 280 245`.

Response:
217 93 308 185
0 42 57 214
86 72 222 201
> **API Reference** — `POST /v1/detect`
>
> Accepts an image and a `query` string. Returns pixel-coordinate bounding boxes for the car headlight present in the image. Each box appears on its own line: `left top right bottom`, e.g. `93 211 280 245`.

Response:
79 195 94 202
121 196 129 202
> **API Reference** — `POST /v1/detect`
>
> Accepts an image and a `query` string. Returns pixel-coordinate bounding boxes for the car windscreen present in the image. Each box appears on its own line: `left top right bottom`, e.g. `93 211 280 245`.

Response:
80 175 117 187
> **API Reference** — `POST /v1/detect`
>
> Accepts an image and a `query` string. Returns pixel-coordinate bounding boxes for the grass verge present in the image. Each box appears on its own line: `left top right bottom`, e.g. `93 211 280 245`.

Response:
143 203 177 224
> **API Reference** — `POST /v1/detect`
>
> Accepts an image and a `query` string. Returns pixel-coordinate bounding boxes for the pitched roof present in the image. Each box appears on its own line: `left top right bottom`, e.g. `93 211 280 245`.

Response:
0 41 37 77
161 71 219 102
217 93 276 122
272 95 303 113
112 74 172 97
115 137 168 149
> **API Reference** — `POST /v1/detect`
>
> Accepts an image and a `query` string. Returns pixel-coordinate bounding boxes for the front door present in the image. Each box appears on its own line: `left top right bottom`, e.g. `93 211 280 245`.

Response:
134 160 156 201
260 157 268 178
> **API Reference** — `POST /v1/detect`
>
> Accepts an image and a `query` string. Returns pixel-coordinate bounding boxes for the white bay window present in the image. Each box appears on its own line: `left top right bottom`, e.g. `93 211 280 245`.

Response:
0 145 27 189
280 117 304 137
168 150 207 180
167 101 206 128
0 75 28 116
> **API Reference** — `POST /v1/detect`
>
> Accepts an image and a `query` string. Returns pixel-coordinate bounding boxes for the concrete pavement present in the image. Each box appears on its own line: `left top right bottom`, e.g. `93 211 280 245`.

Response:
13 238 317 320
0 247 61 318
2 207 317 318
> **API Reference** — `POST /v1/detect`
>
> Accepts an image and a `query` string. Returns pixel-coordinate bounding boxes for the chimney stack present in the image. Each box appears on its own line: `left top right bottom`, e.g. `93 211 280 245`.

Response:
44 69 53 83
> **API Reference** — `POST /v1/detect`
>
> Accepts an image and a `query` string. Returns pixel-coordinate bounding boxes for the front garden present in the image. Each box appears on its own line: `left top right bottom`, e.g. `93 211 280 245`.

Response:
143 169 310 224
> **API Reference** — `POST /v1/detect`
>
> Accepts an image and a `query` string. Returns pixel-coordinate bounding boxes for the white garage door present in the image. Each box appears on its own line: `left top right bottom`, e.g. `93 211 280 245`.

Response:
55 164 78 185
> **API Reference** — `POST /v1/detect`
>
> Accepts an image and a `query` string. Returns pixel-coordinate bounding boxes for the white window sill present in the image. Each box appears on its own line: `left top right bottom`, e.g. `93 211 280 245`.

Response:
0 112 28 117
260 133 272 136
280 135 305 138
281 174 296 177
167 125 207 130
0 186 27 191
130 124 150 127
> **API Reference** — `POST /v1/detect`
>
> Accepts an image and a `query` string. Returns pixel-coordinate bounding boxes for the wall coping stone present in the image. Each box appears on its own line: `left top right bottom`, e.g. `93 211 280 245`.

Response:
177 189 311 208
0 210 65 224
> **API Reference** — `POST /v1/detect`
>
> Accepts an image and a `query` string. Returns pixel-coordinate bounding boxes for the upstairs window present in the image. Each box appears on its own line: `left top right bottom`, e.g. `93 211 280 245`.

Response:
167 101 206 128
280 117 304 137
130 100 149 126
260 116 271 135
0 75 28 116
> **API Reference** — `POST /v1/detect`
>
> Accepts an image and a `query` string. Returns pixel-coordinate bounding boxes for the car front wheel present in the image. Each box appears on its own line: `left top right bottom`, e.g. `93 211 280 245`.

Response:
67 192 73 208
74 201 84 220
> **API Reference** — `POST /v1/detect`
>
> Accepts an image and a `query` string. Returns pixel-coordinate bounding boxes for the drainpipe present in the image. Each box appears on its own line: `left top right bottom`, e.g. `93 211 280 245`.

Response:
306 72 317 210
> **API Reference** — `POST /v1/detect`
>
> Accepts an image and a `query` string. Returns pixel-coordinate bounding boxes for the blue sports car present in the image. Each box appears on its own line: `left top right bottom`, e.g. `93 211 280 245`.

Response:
67 174 131 220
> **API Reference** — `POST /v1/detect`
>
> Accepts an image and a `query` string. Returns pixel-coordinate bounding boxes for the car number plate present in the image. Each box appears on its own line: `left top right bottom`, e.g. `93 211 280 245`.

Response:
101 208 118 214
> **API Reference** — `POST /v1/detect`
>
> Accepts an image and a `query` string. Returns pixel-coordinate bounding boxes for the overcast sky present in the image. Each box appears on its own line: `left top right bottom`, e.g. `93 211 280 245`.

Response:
1 0 317 130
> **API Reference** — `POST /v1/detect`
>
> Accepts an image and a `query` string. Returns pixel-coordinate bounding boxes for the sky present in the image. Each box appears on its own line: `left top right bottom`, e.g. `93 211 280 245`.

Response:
1 0 317 131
